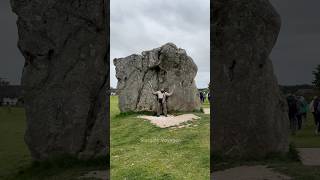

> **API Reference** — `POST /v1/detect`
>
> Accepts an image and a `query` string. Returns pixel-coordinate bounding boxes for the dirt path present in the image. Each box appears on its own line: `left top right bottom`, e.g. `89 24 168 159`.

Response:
203 108 210 114
213 166 291 180
298 148 320 166
137 114 200 128
78 170 108 180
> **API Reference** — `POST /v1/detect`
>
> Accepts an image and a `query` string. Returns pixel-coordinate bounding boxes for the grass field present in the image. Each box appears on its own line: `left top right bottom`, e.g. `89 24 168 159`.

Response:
214 112 320 180
110 96 210 179
290 114 320 148
0 107 106 180
0 107 31 179
3 97 320 179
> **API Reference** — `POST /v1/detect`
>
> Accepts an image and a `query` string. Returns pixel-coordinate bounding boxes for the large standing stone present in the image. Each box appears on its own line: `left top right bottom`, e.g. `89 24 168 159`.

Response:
212 0 289 158
114 43 201 113
11 0 108 160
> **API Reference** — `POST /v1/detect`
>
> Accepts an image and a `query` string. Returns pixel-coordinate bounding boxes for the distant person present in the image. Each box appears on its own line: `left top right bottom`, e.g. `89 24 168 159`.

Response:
296 96 307 129
310 96 318 126
204 92 208 102
199 91 204 103
314 96 320 134
149 82 175 117
6 102 11 113
299 96 308 120
287 94 298 134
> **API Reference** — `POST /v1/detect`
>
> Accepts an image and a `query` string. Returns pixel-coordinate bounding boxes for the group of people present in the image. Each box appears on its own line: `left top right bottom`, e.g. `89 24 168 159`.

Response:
199 91 210 103
287 94 320 134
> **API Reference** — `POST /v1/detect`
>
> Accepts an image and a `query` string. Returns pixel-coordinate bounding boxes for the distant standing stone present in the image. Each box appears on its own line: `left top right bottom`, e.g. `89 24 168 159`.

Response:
114 43 201 113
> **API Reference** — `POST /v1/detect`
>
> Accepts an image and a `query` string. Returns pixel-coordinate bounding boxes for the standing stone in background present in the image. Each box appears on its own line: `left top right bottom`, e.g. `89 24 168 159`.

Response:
212 0 289 158
11 0 108 160
114 43 201 113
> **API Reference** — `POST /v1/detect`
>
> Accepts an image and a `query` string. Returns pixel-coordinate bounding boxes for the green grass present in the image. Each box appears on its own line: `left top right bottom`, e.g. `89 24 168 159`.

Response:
0 107 107 180
290 113 320 148
110 96 210 179
0 107 31 179
213 112 320 179
201 98 210 109
7 96 320 179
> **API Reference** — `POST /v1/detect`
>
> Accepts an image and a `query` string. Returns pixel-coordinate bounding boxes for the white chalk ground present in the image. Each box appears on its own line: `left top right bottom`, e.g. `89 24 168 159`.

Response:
203 108 210 114
137 114 200 128
298 148 320 166
213 166 291 180
78 170 108 180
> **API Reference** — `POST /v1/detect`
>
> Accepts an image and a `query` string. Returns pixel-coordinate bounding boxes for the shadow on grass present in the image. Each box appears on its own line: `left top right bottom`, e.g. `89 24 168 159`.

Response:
7 155 108 180
212 143 300 172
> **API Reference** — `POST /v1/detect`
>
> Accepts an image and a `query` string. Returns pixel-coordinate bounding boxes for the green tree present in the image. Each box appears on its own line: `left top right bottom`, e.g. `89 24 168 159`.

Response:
312 65 320 90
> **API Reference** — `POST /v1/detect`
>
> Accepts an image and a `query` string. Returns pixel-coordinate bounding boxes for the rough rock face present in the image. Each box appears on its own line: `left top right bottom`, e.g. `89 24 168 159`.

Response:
114 43 201 113
212 0 289 158
11 0 108 160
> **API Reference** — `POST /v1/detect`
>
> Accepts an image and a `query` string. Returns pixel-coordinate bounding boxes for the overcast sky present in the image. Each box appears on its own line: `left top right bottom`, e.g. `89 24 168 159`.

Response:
0 1 319 86
0 1 23 85
270 0 320 85
110 0 210 88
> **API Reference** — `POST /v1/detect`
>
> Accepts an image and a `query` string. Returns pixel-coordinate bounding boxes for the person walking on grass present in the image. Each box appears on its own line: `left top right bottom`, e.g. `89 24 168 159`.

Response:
149 82 175 117
314 96 320 134
199 91 204 103
287 94 299 134
296 95 307 130
299 96 308 121
310 96 318 126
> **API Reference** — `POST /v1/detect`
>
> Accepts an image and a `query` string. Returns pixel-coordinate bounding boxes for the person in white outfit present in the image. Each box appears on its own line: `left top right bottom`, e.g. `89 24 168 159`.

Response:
310 96 317 126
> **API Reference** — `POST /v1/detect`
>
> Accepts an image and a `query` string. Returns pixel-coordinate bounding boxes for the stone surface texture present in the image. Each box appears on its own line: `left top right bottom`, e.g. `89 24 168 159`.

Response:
11 0 108 160
212 0 289 158
114 43 201 113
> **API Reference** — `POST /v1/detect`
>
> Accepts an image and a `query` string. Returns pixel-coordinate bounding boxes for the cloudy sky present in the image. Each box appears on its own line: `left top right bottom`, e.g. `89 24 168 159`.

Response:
0 0 23 85
270 0 320 85
110 0 210 88
0 1 319 86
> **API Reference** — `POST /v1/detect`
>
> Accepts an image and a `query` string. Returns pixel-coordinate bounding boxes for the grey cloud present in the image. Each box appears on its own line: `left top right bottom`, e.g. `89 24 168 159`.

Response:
110 0 210 88
0 1 23 85
270 0 320 85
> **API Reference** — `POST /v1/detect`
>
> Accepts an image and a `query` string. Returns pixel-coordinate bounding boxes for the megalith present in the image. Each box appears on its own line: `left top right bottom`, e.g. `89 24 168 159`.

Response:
11 0 108 160
212 0 289 158
114 43 201 113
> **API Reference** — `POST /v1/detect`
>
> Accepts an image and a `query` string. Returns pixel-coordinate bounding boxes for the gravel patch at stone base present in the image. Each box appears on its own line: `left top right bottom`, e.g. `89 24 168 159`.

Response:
137 114 200 128
203 108 210 114
78 170 108 180
212 165 291 180
298 148 320 166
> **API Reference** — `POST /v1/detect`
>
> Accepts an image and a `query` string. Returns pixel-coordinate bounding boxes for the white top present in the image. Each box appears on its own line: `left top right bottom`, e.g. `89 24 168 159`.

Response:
152 90 173 99
310 100 314 113
154 91 164 99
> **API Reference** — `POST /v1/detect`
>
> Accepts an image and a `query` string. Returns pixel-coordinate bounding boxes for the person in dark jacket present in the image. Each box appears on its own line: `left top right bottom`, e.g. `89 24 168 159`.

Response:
314 96 320 134
199 91 204 103
287 94 298 134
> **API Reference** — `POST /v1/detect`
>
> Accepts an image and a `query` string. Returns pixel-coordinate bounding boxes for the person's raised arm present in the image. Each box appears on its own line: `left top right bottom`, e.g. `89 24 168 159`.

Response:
166 85 175 96
148 81 157 94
